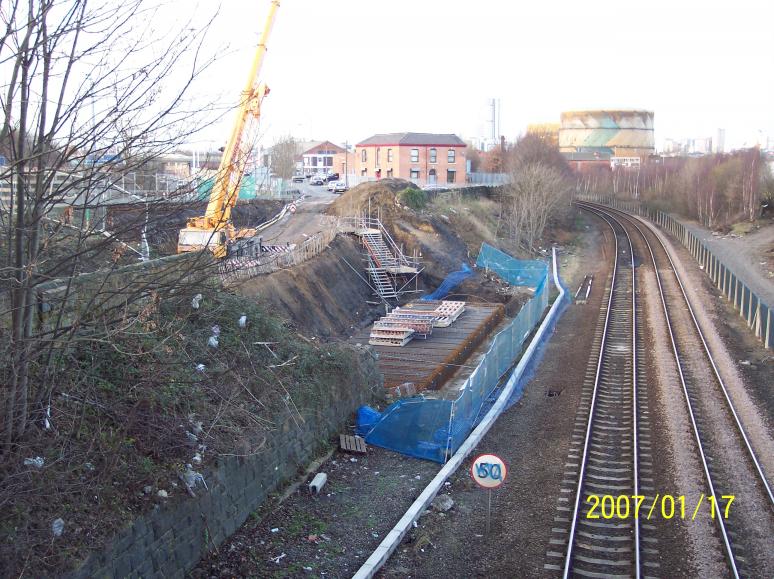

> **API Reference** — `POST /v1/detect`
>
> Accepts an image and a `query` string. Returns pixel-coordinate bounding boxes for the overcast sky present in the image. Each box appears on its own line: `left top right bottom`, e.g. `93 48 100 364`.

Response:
178 0 774 152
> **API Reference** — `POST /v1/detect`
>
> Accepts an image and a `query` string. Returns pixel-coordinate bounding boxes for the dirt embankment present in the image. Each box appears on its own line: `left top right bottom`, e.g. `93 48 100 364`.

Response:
237 235 384 338
236 180 534 341
327 179 527 307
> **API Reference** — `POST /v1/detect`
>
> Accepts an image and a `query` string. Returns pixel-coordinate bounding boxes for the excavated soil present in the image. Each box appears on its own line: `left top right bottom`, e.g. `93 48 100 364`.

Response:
108 198 285 255
237 236 383 339
328 179 518 306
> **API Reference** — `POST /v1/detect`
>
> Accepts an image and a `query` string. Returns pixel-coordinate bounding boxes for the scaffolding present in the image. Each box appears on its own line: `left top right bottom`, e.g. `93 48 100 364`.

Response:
339 215 423 301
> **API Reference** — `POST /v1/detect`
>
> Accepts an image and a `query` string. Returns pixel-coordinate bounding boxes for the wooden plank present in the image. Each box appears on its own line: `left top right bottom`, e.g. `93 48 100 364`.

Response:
339 434 367 453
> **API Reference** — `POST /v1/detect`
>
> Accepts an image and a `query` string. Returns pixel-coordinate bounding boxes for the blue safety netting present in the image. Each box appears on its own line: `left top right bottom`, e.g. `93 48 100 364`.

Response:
357 245 560 463
420 263 473 301
476 242 548 291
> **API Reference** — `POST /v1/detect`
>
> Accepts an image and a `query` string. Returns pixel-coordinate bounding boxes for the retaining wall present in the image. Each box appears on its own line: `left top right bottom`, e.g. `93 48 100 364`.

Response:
578 194 773 350
68 349 382 579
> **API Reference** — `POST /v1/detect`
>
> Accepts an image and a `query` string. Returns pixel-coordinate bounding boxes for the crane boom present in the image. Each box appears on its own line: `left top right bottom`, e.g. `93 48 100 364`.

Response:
178 0 281 257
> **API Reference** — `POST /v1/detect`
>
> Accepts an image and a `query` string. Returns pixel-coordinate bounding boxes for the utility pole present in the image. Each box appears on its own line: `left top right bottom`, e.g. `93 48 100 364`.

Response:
344 140 348 187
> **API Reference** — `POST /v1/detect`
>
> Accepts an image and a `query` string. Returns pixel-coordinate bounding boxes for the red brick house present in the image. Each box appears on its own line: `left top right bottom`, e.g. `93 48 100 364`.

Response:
355 133 467 185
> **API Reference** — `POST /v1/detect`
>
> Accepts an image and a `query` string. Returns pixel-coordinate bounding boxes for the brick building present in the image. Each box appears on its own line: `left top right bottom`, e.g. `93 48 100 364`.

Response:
300 140 345 176
355 132 467 185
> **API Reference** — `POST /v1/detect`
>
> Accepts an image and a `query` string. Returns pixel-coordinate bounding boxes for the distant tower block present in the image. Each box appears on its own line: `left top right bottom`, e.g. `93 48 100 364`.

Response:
716 128 726 154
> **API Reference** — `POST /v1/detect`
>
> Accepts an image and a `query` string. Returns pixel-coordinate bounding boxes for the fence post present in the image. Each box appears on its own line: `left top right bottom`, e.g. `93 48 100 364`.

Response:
754 301 761 337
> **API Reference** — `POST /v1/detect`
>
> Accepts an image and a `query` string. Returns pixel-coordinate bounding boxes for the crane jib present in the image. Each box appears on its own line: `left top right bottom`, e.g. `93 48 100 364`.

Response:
178 0 281 256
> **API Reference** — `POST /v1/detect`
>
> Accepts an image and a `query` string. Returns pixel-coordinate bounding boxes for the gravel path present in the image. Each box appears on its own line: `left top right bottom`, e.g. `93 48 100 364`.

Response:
679 218 774 307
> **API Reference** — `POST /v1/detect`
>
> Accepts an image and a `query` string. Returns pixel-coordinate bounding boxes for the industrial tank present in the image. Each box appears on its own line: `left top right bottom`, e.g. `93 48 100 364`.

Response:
559 110 655 158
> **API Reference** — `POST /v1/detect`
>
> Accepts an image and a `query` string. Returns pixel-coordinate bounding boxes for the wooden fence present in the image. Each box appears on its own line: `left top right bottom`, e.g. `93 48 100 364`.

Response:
219 224 339 285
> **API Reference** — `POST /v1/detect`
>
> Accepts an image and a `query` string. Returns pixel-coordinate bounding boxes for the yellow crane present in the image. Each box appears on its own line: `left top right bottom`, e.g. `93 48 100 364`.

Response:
178 0 280 257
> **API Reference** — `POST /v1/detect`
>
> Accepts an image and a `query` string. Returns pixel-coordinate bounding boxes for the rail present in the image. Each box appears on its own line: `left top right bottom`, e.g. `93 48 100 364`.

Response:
576 194 773 350
562 206 641 578
581 202 774 577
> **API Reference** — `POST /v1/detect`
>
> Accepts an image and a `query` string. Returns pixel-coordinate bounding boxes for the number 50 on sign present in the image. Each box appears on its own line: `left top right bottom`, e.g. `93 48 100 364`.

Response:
470 453 507 489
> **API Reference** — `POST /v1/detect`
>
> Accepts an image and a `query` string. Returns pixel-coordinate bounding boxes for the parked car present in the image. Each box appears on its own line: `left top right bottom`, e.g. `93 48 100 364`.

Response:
326 173 340 182
333 181 348 193
326 181 336 191
291 174 304 183
310 175 325 186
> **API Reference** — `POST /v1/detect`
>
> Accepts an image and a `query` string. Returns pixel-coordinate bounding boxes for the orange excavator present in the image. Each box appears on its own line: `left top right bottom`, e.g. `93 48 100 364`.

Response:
178 0 280 257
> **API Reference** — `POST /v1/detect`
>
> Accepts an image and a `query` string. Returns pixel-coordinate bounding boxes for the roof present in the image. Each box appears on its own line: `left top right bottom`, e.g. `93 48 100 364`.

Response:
357 132 466 147
300 140 345 155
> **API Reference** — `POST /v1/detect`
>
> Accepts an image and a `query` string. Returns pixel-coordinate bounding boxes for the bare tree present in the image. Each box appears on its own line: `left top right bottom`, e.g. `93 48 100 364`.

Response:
269 135 299 179
0 0 224 452
500 163 571 251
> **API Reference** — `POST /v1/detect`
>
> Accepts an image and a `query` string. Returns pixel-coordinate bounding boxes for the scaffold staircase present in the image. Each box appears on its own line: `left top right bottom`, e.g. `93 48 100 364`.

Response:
367 256 398 299
361 232 397 270
338 215 423 301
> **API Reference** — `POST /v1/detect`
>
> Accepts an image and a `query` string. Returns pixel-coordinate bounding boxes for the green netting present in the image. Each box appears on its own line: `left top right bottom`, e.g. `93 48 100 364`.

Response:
196 175 258 200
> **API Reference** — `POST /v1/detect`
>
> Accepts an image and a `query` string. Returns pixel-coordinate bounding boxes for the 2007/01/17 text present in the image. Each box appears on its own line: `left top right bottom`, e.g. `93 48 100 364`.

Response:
586 494 735 520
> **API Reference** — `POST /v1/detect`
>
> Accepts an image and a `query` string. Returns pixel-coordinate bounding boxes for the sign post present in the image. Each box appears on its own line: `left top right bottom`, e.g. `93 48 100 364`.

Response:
470 453 507 537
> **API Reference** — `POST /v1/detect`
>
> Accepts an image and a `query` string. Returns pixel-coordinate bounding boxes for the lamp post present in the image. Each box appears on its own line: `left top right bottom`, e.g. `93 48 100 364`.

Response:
344 140 349 188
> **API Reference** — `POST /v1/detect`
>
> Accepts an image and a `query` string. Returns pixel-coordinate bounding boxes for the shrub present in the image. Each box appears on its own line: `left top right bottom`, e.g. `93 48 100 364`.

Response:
399 187 427 209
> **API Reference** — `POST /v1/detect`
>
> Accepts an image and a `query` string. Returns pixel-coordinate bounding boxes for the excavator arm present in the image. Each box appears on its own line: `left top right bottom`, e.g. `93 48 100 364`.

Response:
178 0 280 257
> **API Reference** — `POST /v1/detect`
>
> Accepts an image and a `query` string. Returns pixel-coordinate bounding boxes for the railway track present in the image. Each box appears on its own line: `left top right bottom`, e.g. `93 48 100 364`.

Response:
577 202 774 577
547 209 653 577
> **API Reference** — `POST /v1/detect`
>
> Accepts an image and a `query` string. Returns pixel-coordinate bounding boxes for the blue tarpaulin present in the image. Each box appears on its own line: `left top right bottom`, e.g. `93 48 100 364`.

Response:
420 263 473 301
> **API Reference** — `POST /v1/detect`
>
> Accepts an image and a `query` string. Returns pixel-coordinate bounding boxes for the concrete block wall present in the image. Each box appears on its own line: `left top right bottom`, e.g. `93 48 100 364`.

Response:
68 351 381 579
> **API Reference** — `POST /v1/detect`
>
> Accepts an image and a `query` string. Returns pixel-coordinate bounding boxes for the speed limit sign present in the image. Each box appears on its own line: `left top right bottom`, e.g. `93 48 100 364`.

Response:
470 453 507 489
471 453 507 535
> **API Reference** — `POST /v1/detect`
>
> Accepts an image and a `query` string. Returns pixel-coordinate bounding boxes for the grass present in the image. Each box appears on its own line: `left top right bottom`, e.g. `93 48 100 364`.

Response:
284 511 328 538
730 221 755 235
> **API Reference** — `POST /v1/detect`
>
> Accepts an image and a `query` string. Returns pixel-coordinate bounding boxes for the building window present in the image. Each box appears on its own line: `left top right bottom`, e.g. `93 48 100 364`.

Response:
376 148 380 165
387 148 393 163
429 148 437 163
410 148 419 162
429 168 437 184
324 157 333 167
410 168 420 179
311 157 317 167
447 149 455 163
361 149 367 163
447 169 456 183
